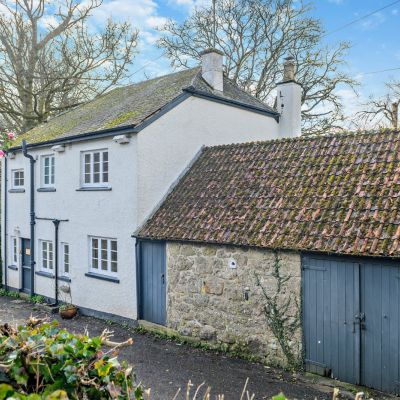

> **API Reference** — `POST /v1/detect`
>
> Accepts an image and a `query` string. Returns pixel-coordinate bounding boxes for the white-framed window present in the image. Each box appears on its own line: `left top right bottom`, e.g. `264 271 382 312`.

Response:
89 237 117 276
11 237 18 265
81 150 109 187
12 169 24 188
40 240 54 271
41 155 55 186
61 243 70 276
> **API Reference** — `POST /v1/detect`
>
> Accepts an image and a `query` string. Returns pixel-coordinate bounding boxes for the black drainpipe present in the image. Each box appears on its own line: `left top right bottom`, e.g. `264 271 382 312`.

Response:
36 217 68 306
3 156 8 291
22 140 36 296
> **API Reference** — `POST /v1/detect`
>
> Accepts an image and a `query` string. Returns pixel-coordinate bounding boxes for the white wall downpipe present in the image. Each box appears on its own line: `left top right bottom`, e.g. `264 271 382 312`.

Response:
276 56 302 138
200 48 224 92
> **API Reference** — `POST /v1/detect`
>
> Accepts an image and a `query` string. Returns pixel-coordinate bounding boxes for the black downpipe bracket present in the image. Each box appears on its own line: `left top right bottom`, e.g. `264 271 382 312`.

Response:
22 140 36 296
3 156 8 291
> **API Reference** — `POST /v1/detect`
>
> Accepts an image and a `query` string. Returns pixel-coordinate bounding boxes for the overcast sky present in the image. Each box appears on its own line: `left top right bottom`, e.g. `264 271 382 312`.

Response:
90 0 400 117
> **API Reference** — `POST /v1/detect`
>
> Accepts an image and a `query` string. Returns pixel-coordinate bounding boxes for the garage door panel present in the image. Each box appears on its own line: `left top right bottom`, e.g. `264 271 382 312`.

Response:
303 257 360 383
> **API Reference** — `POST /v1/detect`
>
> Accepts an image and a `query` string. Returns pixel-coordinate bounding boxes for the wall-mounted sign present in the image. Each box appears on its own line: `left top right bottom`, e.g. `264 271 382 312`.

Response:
25 249 31 256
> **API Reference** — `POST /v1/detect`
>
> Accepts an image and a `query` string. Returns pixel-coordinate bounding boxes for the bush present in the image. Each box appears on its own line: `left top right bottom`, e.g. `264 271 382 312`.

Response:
0 318 136 399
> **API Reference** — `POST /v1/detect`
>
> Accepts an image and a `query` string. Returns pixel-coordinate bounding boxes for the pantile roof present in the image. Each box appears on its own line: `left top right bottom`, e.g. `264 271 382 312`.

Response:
14 67 276 147
137 130 400 258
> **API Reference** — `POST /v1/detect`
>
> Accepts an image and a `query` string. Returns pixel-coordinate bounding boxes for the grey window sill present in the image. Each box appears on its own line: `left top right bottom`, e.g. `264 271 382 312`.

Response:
35 271 54 278
37 187 56 192
8 188 25 193
35 271 71 282
7 265 18 270
85 272 119 283
76 187 112 192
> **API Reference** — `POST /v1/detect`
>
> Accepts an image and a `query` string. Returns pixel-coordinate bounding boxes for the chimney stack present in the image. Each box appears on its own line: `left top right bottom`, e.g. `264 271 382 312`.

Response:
200 48 224 92
276 56 302 138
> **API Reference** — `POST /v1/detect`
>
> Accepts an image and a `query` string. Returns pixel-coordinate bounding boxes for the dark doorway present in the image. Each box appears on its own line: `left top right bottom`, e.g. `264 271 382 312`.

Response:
21 238 31 294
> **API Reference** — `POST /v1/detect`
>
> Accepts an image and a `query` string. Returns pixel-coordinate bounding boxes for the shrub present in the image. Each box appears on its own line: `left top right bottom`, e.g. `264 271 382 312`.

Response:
0 318 135 399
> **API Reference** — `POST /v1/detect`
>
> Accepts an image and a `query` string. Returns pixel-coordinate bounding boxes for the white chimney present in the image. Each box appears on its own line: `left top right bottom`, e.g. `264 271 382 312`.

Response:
200 48 224 92
276 57 302 138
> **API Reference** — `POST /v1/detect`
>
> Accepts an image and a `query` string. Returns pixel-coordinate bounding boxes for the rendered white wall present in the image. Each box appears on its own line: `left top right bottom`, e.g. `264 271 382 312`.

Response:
2 95 280 321
136 96 279 225
2 137 138 319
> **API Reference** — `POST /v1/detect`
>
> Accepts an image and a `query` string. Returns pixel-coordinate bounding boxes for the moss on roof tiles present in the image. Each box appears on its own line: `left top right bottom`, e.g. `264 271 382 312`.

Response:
137 129 400 258
14 67 275 147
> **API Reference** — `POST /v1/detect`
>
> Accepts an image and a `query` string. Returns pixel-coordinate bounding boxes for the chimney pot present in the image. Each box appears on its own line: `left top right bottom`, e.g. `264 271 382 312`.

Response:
283 56 295 82
200 48 224 92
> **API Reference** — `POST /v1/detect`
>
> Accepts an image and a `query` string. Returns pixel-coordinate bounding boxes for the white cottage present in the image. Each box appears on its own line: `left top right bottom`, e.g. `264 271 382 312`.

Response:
1 50 301 322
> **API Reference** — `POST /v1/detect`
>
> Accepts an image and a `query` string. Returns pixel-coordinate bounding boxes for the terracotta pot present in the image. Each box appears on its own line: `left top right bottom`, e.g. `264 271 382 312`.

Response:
59 306 78 319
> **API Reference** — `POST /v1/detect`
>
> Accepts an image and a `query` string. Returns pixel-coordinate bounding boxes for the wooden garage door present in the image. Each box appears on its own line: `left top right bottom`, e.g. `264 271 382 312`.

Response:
303 254 400 394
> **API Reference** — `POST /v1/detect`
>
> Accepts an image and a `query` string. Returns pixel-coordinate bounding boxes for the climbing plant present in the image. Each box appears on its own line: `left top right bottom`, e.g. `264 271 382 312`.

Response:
255 252 302 370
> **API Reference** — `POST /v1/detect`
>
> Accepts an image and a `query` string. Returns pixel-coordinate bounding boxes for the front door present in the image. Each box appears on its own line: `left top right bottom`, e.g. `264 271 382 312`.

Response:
303 254 400 394
21 238 31 293
138 241 166 325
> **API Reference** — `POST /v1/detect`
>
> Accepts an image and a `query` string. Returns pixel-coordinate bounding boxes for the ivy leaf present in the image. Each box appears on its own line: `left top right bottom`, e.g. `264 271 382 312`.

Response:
272 393 287 400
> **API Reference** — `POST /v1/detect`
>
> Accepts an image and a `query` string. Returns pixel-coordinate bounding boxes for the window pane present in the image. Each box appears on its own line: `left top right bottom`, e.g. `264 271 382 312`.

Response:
92 238 98 269
64 244 69 273
110 241 117 272
48 242 53 269
51 157 55 184
93 153 100 183
85 154 91 183
103 152 109 182
101 239 108 270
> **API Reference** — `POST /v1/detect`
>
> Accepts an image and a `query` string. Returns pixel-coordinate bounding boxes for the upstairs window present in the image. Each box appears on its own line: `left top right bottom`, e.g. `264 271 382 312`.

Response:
89 237 117 276
40 240 54 271
42 155 55 186
12 169 24 188
82 150 109 187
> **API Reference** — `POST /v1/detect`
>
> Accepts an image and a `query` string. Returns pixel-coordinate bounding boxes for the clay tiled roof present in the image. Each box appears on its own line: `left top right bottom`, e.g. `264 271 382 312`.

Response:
137 130 400 257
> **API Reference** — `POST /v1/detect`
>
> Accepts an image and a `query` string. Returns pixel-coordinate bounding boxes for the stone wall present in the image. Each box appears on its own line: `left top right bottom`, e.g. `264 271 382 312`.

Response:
166 242 302 368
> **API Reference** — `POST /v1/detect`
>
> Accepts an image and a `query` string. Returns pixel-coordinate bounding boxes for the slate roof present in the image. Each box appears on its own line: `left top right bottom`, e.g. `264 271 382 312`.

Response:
14 68 276 146
137 129 400 258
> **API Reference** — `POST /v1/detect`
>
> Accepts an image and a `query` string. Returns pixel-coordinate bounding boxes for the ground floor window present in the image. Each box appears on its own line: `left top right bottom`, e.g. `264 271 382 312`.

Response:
61 243 70 276
89 237 117 276
11 237 18 265
40 240 54 271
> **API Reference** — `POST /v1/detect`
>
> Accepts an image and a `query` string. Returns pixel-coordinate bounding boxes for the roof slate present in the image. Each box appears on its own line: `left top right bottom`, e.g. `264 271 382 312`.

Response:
137 130 400 258
14 68 276 146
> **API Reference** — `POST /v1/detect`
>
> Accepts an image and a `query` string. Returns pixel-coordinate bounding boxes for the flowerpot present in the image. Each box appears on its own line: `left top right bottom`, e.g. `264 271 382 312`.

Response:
59 306 78 319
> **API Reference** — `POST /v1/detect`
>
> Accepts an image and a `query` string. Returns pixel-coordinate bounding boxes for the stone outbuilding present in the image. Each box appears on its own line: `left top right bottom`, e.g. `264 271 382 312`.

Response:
136 130 400 394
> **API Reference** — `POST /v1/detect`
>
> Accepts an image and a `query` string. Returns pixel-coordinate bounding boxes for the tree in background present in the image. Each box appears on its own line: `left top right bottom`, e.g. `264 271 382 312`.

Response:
158 0 356 135
355 81 399 130
0 0 139 133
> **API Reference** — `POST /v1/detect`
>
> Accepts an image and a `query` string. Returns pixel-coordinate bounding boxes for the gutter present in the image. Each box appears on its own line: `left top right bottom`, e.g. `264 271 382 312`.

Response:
3 156 7 291
183 87 280 121
22 140 36 296
9 125 138 152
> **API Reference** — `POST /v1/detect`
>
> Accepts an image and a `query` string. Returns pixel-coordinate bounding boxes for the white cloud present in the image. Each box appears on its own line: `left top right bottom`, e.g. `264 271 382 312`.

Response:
360 12 386 30
145 15 167 29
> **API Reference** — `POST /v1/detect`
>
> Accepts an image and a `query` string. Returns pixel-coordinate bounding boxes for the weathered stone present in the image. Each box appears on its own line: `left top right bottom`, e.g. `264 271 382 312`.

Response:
199 325 216 340
202 279 224 295
166 242 302 368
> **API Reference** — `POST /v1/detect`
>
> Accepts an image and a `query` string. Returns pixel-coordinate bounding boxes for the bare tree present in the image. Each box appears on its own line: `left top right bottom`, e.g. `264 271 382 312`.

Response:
355 82 400 130
158 0 356 134
0 0 139 133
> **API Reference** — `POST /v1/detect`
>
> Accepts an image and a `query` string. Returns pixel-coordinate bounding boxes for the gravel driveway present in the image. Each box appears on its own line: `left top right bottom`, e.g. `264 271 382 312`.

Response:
0 296 390 399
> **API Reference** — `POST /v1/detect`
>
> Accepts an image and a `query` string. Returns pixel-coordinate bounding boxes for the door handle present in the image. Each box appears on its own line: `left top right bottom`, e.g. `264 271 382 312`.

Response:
353 312 366 332
161 274 165 284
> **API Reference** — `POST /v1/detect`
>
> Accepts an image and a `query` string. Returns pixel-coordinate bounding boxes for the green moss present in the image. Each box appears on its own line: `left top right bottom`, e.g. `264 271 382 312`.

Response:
104 110 140 129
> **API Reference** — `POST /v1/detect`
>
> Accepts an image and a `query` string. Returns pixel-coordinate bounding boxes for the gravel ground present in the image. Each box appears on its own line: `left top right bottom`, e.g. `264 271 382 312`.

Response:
0 296 391 400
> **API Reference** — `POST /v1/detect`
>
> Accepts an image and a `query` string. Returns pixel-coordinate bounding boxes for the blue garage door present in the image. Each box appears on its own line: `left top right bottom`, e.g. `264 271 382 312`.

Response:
138 241 166 326
303 255 400 394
